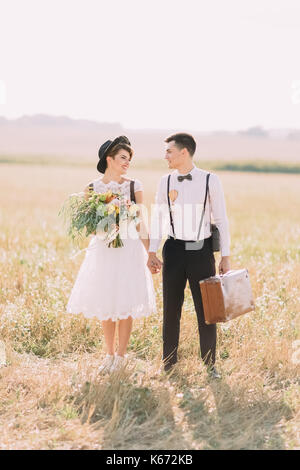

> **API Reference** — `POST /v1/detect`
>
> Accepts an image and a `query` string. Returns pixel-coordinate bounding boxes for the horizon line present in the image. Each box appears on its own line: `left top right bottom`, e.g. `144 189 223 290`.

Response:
0 113 299 134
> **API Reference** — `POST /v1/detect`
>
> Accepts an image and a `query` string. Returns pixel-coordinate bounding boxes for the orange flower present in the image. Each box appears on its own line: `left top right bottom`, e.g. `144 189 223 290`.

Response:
104 191 114 203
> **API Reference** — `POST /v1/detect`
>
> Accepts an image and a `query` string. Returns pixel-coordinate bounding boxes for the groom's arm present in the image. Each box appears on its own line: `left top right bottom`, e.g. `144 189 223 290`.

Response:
209 173 231 274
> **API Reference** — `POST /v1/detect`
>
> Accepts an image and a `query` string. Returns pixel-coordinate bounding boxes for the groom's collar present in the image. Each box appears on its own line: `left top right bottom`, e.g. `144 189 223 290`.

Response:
175 164 196 176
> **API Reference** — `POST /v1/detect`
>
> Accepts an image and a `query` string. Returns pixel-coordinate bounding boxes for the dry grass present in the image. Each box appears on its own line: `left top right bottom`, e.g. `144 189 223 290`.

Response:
0 163 299 450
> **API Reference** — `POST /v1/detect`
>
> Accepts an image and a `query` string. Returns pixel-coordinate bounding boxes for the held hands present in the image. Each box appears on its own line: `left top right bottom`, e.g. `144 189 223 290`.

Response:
147 252 163 274
147 253 230 275
219 256 231 275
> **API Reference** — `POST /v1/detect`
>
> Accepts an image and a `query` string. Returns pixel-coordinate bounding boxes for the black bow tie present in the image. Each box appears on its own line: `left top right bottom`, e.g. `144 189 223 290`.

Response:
177 173 192 182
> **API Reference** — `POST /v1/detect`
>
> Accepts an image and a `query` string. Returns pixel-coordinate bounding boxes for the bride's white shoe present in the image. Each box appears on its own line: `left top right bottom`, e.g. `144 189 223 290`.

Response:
110 354 127 373
98 354 115 374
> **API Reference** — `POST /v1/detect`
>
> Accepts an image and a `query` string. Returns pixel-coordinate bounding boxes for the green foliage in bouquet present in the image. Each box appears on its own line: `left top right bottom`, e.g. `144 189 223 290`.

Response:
58 191 113 239
58 189 136 248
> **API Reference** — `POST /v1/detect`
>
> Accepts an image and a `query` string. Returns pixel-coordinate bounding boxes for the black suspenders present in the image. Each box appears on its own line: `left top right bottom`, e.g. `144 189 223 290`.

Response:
130 180 136 203
167 173 210 241
167 175 176 239
197 173 210 241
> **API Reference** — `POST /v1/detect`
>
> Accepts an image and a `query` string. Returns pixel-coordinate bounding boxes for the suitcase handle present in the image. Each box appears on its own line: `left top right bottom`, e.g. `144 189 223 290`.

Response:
220 270 234 277
220 269 248 277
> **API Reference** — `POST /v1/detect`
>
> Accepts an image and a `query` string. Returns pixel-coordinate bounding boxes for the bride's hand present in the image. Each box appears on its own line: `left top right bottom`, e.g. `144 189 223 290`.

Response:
147 253 162 274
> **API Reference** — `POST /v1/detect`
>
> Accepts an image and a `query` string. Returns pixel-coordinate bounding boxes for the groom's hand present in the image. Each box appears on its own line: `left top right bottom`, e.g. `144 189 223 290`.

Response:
147 252 163 274
219 256 231 275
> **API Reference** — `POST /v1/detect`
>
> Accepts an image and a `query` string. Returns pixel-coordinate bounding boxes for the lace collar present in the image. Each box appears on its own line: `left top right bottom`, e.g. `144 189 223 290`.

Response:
93 178 132 194
95 177 131 186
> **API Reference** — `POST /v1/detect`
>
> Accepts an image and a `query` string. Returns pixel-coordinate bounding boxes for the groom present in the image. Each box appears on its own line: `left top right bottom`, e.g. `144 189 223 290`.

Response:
148 133 231 378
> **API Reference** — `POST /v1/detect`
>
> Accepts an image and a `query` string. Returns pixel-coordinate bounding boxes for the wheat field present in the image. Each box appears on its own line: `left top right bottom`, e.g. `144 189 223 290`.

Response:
0 162 299 450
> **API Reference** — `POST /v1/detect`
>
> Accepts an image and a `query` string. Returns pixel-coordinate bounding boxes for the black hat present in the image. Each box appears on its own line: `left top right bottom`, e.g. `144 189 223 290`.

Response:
97 135 131 173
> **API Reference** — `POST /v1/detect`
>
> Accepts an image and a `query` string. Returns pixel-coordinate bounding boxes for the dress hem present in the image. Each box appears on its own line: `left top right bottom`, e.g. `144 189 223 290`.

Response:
66 306 157 322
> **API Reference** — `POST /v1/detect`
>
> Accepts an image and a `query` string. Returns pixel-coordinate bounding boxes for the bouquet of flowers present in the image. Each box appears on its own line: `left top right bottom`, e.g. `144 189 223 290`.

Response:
58 189 140 248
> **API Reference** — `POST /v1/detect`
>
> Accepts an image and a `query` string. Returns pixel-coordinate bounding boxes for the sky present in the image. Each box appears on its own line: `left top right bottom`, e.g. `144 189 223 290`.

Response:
0 0 300 131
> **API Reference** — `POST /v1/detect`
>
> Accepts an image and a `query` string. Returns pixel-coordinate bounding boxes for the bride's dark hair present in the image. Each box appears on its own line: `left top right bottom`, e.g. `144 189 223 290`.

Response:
107 143 133 160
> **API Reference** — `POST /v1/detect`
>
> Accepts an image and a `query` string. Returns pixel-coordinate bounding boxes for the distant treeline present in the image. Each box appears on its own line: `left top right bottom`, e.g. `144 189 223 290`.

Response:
206 161 300 174
1 155 300 174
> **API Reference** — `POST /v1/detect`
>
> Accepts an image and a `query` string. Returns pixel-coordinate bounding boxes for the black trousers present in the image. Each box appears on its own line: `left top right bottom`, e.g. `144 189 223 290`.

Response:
162 235 216 370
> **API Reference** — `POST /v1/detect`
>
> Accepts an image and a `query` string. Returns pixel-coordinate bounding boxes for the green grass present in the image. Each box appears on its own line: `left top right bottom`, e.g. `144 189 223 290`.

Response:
0 163 299 449
212 161 300 174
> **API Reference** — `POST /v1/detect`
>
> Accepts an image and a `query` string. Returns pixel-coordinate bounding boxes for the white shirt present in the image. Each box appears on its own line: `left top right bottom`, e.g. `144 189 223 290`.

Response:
149 165 230 256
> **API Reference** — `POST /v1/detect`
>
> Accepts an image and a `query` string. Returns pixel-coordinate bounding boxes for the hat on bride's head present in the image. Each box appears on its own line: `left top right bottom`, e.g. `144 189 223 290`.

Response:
97 135 131 173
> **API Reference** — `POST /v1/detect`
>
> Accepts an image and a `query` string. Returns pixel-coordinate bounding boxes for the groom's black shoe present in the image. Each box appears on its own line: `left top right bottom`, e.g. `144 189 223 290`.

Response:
164 364 175 373
207 365 221 380
157 364 174 376
162 359 177 374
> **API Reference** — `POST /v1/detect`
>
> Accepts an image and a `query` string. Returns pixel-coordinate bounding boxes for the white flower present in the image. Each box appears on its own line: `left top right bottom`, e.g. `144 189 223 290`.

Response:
110 198 120 207
69 191 85 198
107 203 116 215
129 204 139 217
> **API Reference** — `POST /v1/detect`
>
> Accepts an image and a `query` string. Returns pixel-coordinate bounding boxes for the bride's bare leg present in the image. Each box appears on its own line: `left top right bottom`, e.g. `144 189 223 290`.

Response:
117 317 133 356
101 319 117 355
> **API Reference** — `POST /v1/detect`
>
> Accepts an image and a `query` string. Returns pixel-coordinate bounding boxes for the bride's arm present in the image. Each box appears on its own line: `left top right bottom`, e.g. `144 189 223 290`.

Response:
135 191 150 252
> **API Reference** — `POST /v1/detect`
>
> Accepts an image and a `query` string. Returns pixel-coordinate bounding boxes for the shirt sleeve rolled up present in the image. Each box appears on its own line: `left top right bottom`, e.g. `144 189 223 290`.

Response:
209 173 230 257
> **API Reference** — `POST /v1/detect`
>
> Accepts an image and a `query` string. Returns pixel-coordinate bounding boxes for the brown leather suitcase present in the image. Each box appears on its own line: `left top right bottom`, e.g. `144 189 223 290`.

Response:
199 269 255 324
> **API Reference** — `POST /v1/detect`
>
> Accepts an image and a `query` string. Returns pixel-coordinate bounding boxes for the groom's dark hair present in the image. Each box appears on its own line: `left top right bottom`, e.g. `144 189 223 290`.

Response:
165 133 196 157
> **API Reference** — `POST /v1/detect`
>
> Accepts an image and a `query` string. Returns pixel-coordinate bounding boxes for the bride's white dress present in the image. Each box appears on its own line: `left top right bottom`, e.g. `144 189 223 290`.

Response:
66 177 157 321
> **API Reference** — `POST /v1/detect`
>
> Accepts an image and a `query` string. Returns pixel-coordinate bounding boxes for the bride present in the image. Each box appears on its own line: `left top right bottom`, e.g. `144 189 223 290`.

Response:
66 136 156 373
